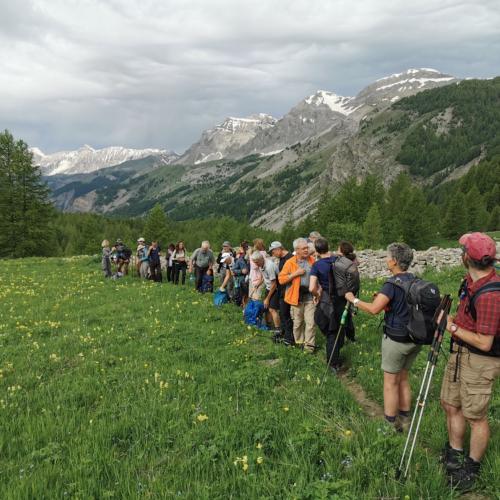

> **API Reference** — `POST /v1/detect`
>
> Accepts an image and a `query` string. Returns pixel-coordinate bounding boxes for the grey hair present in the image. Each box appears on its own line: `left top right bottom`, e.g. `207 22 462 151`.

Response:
293 237 309 250
387 243 413 271
201 240 210 248
309 231 322 239
251 251 265 263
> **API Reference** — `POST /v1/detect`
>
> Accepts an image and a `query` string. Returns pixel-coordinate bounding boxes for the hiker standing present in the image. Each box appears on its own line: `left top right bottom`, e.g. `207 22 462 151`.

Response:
172 241 188 285
439 232 499 491
278 238 317 352
136 237 150 279
166 244 176 282
345 243 421 431
232 247 250 307
309 238 339 371
270 241 294 345
101 240 112 278
148 241 162 282
189 241 215 292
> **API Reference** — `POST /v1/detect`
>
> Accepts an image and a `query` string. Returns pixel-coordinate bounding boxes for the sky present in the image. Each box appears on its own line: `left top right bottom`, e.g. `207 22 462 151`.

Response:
1 0 499 154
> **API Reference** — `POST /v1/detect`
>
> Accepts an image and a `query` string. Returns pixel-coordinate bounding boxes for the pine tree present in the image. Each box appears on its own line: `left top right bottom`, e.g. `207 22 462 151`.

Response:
487 205 500 231
144 203 169 246
442 192 468 239
0 130 55 257
362 203 382 248
400 190 437 249
464 186 488 231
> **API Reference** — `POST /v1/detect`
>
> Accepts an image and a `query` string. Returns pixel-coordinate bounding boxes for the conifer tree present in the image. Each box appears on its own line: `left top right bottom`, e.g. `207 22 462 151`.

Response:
442 192 468 239
0 130 55 257
487 205 500 231
362 203 382 248
144 203 169 246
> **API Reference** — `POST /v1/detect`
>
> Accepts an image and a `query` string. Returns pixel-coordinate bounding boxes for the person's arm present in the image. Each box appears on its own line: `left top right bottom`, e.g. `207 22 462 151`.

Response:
221 268 231 289
264 280 277 308
445 318 495 352
278 261 304 285
309 275 321 299
345 291 390 315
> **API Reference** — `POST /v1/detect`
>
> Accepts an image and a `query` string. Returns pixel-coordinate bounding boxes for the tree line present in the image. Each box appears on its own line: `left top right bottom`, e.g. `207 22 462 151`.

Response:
1 128 498 258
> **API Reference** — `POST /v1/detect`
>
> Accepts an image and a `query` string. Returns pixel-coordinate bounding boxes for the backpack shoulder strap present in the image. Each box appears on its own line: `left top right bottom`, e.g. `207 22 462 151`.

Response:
469 282 500 321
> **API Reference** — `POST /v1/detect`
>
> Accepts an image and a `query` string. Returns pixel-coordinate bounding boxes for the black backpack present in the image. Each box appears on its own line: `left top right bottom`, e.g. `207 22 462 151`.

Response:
457 279 500 357
386 276 441 345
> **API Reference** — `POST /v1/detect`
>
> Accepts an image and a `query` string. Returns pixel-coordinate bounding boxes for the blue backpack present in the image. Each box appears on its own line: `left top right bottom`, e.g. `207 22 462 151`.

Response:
213 290 229 307
244 299 269 330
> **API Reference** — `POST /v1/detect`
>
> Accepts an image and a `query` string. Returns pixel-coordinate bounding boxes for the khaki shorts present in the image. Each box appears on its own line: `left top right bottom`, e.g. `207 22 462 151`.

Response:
381 335 422 374
440 349 500 420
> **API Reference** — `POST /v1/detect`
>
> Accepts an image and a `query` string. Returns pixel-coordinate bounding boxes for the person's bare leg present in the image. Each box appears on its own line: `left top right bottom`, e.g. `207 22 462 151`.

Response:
441 401 466 450
383 371 400 417
270 308 280 329
398 369 411 412
468 417 490 461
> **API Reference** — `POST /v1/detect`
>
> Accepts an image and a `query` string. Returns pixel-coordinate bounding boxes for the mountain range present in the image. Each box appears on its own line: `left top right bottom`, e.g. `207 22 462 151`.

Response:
37 68 500 229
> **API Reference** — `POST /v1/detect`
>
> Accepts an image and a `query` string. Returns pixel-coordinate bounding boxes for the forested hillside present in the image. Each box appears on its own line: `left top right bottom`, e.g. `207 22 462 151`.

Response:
43 78 500 232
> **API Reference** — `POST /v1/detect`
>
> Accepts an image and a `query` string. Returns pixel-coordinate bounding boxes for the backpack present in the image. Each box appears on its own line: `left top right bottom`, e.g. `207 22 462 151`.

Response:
386 276 441 345
331 256 360 297
457 278 500 357
213 289 229 307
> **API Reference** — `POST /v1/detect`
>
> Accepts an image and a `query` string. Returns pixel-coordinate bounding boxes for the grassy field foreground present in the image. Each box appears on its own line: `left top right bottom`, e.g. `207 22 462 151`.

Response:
0 257 498 499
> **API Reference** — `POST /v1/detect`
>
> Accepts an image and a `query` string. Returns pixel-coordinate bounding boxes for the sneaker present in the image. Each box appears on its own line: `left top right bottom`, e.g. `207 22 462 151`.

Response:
441 442 465 474
449 456 480 492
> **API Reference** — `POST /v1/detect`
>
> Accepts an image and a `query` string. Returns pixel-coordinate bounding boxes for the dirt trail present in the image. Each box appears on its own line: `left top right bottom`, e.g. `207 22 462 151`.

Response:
338 372 385 419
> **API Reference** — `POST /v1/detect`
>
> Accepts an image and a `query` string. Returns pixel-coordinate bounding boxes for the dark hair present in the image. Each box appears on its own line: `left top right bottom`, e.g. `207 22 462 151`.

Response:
175 241 185 252
168 243 175 251
240 240 249 251
467 255 496 271
314 237 329 255
339 241 356 261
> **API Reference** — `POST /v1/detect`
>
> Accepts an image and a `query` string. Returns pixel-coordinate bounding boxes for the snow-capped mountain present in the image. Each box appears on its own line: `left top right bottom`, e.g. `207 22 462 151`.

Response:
176 113 277 165
32 145 179 176
349 68 457 110
182 68 458 162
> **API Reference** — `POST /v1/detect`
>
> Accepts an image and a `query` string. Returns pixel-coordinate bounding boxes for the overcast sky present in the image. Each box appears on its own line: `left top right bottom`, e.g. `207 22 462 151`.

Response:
1 0 499 154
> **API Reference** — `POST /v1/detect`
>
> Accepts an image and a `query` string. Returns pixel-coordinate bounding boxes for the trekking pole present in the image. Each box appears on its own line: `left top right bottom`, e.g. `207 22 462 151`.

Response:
320 302 350 385
397 294 452 480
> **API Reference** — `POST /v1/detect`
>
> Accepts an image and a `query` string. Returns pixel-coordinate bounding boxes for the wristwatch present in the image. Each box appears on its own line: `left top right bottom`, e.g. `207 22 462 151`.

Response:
353 298 360 307
449 324 458 334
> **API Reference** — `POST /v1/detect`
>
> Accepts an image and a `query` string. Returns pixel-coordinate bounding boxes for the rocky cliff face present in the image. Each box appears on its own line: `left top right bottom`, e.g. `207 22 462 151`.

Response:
176 114 277 165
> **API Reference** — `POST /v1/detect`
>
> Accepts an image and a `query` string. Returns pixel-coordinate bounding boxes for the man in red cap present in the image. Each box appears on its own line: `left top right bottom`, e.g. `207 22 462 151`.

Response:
440 232 499 491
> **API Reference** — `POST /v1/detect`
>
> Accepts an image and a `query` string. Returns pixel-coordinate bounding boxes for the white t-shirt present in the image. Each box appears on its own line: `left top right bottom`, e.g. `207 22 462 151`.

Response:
261 258 278 291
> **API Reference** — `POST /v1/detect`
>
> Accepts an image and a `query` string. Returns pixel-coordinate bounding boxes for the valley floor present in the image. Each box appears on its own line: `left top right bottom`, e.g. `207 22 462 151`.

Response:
0 258 498 499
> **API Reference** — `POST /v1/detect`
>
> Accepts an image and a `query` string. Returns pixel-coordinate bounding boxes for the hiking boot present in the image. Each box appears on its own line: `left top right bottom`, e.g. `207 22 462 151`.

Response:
441 442 465 474
397 414 412 433
449 457 481 492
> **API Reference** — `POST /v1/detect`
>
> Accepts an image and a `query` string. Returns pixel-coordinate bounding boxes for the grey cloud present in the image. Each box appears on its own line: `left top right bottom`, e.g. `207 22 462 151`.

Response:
1 0 499 153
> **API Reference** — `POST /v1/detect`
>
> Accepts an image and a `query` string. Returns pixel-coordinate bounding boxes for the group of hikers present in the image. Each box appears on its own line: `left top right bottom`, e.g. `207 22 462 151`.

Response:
100 231 499 491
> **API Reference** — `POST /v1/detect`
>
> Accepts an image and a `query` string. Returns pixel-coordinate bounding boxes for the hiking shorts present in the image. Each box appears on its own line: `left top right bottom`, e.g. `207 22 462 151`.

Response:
440 349 500 420
381 335 422 374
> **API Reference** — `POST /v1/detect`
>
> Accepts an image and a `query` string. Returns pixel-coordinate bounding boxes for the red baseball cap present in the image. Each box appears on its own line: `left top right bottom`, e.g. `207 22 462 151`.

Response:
459 232 497 261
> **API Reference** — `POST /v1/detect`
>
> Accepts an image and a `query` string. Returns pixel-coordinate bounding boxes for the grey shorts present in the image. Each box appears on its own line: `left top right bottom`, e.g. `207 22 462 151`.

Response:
381 335 422 374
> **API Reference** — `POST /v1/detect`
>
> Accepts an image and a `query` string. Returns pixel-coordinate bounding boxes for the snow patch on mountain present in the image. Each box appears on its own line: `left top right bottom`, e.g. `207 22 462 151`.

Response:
32 145 178 175
305 90 358 115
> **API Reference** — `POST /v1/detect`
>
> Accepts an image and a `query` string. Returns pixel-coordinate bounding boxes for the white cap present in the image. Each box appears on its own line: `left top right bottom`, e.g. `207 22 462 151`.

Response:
137 237 145 242
268 241 283 252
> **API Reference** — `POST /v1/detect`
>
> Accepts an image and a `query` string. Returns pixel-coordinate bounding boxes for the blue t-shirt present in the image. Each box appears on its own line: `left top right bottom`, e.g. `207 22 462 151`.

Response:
310 256 336 292
379 273 414 331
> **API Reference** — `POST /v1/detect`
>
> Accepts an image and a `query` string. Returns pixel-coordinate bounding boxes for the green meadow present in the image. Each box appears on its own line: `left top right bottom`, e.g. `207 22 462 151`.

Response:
0 258 498 499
